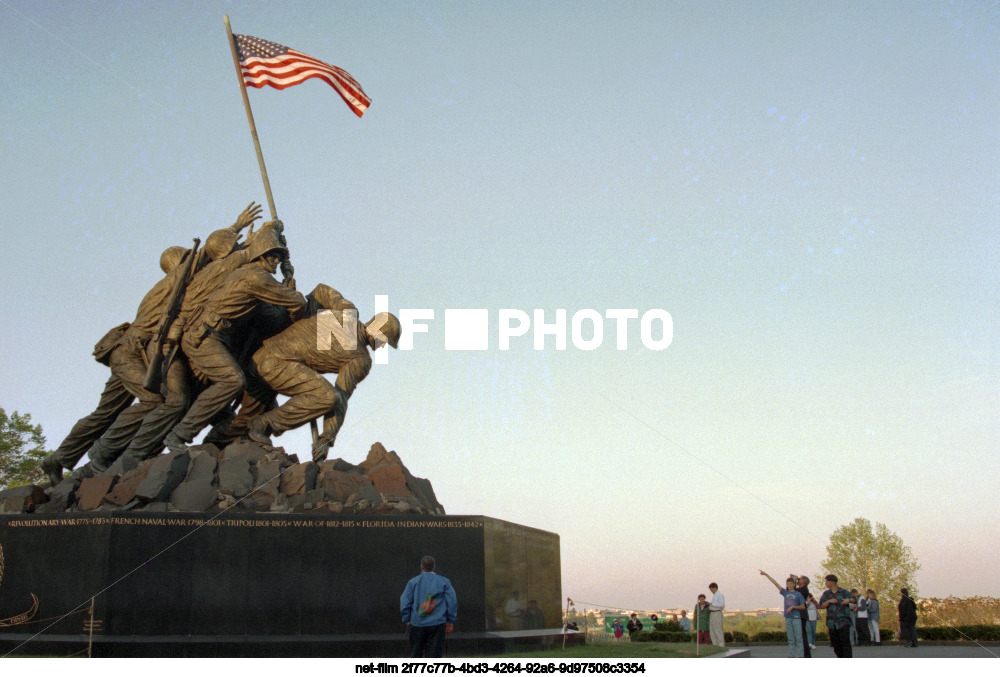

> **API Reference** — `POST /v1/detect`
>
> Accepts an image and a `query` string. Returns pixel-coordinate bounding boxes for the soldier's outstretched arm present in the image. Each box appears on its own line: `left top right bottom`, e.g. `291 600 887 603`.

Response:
246 267 307 315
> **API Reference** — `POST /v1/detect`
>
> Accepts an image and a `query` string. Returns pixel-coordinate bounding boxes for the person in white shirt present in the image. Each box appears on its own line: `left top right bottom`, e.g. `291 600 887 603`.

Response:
708 582 726 647
504 590 524 630
805 593 819 649
855 588 870 645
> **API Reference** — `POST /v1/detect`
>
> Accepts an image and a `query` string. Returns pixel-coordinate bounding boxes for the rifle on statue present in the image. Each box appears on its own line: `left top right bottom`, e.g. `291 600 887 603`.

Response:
142 238 201 391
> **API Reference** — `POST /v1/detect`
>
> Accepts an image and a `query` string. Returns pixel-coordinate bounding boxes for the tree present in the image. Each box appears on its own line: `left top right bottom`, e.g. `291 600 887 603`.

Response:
0 407 49 488
820 517 920 600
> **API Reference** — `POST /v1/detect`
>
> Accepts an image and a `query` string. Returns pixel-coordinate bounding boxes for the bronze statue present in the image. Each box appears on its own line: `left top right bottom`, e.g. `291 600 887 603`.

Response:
42 203 263 482
110 206 274 466
41 201 400 482
162 225 306 454
236 284 401 462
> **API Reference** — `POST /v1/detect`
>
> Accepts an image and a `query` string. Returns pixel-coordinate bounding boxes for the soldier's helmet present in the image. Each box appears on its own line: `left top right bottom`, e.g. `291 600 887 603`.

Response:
247 223 288 262
159 246 189 273
203 228 241 261
366 312 402 349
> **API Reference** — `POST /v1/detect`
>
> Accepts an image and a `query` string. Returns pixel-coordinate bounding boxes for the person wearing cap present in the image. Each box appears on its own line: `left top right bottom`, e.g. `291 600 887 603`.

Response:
216 284 401 461
162 224 306 453
41 203 263 481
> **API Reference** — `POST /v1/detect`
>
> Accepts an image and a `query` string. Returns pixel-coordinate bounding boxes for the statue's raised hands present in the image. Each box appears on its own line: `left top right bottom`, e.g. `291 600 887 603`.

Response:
233 201 264 233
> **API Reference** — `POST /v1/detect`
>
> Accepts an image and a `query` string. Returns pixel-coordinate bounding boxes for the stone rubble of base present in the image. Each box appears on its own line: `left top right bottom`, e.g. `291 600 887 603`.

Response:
0 442 445 516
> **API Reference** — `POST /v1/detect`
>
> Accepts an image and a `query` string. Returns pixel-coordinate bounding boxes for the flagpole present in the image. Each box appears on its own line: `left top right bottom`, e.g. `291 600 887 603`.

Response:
222 15 320 447
223 14 278 220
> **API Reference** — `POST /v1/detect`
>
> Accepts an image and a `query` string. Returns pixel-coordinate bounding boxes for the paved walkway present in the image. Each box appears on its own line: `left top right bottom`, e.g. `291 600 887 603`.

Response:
744 643 999 658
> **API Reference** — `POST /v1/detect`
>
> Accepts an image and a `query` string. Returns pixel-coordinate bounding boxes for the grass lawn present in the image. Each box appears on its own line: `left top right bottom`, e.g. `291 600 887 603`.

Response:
500 642 727 659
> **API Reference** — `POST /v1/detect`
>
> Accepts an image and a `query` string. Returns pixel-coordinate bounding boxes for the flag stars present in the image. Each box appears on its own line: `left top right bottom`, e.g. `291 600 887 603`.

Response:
235 34 288 60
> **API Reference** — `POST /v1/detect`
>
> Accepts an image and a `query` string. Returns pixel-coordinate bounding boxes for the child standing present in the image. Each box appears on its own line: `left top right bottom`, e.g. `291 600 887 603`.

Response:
760 570 806 657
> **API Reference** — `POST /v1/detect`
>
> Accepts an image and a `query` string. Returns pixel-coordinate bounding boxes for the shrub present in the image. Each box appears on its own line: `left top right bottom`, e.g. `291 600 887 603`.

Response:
642 630 691 643
917 626 961 641
753 631 788 642
653 620 683 632
914 625 1000 641
962 625 1000 641
724 631 749 643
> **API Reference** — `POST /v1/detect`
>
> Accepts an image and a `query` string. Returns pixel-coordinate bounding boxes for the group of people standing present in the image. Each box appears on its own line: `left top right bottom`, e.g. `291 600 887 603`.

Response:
761 570 917 658
599 577 918 657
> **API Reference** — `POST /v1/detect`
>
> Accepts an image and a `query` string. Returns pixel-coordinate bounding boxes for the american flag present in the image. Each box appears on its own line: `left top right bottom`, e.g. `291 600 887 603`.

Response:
234 34 370 118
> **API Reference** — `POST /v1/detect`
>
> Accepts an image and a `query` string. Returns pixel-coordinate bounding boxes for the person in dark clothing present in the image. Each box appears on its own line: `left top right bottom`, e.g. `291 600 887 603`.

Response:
819 574 854 658
523 600 545 630
796 575 814 657
898 587 918 647
626 613 643 636
855 589 871 645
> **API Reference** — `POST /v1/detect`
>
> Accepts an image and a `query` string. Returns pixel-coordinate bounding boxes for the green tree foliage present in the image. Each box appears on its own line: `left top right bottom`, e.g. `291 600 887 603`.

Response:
820 517 920 600
0 407 48 488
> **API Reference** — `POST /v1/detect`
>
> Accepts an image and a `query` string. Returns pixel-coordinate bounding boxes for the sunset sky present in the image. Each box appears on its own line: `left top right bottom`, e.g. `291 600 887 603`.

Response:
2 0 998 613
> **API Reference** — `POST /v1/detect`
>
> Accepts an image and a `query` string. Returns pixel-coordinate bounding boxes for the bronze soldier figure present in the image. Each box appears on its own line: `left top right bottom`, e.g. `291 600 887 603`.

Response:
41 330 137 484
41 203 263 482
162 226 307 453
234 284 401 462
108 206 274 466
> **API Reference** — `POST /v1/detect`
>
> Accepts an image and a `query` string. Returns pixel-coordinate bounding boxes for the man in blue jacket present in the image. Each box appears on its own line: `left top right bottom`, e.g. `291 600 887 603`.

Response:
400 556 458 658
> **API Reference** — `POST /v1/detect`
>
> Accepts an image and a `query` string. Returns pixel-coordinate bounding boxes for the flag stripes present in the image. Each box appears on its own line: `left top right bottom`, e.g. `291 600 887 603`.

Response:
235 34 370 117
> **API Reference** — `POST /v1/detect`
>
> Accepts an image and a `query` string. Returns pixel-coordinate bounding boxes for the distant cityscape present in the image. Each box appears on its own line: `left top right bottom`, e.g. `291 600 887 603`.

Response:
567 607 783 623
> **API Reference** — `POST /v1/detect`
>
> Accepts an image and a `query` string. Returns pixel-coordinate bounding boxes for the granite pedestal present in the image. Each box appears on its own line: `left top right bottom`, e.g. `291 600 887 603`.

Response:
0 513 560 656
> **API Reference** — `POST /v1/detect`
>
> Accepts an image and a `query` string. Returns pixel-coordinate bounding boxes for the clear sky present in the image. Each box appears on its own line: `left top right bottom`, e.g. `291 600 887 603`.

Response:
2 0 998 612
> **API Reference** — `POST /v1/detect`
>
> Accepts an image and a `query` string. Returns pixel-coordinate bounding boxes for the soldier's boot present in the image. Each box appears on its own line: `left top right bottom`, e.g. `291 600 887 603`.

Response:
86 442 117 475
162 431 190 454
203 422 236 449
71 462 99 480
247 415 273 446
41 453 65 485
